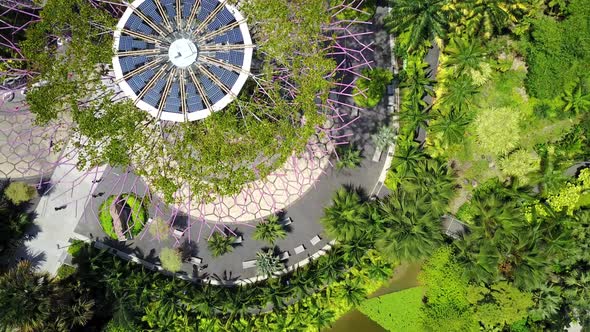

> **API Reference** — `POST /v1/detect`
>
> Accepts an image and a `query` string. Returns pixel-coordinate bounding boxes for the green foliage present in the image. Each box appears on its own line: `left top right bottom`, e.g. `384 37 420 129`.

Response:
379 158 454 262
547 168 590 215
335 145 363 170
449 0 532 39
255 249 284 277
321 187 370 242
67 239 85 257
419 247 534 331
56 264 76 280
359 287 425 332
0 261 94 331
419 247 479 331
474 107 521 156
524 0 590 99
4 182 37 205
159 248 182 272
444 38 488 78
98 195 147 240
438 74 480 112
353 68 394 108
470 282 534 329
498 149 541 179
207 232 235 257
253 215 287 244
372 125 398 150
385 0 447 53
148 218 169 239
455 181 569 290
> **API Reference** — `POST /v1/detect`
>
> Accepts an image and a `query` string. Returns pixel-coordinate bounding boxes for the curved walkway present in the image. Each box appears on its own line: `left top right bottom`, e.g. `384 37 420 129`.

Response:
73 9 395 283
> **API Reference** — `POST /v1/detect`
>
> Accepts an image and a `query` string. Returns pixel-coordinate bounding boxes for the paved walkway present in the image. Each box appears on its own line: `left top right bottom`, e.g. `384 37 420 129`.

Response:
73 10 393 283
14 151 105 274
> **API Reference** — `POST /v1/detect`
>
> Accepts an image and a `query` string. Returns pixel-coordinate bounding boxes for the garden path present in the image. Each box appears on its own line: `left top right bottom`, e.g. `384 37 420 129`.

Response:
73 9 394 283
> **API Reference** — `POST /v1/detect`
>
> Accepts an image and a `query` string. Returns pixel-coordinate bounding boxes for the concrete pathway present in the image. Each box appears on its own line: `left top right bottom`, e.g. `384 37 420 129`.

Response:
14 152 104 274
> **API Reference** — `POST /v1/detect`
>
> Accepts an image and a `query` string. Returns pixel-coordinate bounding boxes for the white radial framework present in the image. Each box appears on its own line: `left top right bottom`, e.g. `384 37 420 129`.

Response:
112 0 254 122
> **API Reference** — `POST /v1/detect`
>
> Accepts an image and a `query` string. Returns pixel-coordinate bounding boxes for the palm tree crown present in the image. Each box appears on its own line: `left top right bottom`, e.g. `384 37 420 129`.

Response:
386 0 449 52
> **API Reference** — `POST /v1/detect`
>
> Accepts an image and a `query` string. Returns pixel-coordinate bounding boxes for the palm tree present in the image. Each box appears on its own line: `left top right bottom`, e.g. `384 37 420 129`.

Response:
337 278 366 306
399 102 431 131
444 38 488 77
317 250 345 284
320 187 370 242
438 74 479 111
390 138 424 179
429 109 470 146
335 145 362 170
372 125 397 151
207 232 235 257
255 249 283 277
253 214 287 244
401 58 434 98
385 0 449 52
563 83 590 114
453 0 530 38
376 191 443 262
0 261 52 332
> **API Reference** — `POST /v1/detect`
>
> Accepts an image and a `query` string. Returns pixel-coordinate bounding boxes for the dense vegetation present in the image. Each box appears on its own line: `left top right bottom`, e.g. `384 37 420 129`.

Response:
0 181 36 269
98 194 147 240
381 0 590 329
1 0 589 330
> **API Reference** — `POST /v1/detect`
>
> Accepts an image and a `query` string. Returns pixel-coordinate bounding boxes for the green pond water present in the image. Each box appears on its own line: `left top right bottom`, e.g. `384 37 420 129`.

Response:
326 263 422 332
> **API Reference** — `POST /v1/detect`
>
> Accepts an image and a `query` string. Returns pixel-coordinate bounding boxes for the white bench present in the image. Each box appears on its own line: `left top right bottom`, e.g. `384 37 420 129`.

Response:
190 257 202 265
233 235 243 244
173 229 184 237
242 260 256 269
294 244 305 255
310 235 321 246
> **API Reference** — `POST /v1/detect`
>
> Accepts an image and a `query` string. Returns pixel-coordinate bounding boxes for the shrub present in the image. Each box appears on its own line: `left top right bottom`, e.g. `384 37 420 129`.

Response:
359 287 424 332
67 239 85 256
353 68 394 108
253 215 287 244
335 145 362 170
99 196 117 239
207 232 235 257
372 125 397 151
498 149 541 179
98 194 148 240
160 248 182 272
474 107 521 156
56 264 76 279
148 218 169 239
4 182 37 205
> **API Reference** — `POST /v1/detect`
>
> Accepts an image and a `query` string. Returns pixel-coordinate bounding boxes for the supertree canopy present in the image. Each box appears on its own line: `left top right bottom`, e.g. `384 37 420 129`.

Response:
0 0 375 230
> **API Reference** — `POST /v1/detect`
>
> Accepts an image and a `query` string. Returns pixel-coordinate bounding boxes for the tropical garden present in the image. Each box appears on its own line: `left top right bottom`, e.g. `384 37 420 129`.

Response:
0 0 589 331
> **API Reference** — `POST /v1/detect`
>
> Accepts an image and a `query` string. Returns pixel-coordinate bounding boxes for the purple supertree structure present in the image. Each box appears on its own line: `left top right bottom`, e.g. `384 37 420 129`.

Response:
0 0 376 249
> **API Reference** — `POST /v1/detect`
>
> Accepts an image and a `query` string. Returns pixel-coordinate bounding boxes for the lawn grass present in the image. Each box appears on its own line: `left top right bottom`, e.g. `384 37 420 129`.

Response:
359 286 425 332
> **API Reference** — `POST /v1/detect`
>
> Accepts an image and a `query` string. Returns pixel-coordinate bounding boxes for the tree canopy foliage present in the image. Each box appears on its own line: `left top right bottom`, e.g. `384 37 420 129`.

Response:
22 0 338 204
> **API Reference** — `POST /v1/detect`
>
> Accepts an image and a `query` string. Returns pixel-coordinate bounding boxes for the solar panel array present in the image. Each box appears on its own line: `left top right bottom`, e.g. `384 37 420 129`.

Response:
114 0 251 120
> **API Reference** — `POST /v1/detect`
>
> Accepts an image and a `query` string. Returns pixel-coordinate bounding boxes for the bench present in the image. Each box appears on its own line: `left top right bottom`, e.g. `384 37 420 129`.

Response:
190 257 202 265
294 244 305 255
310 235 321 246
242 260 256 269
